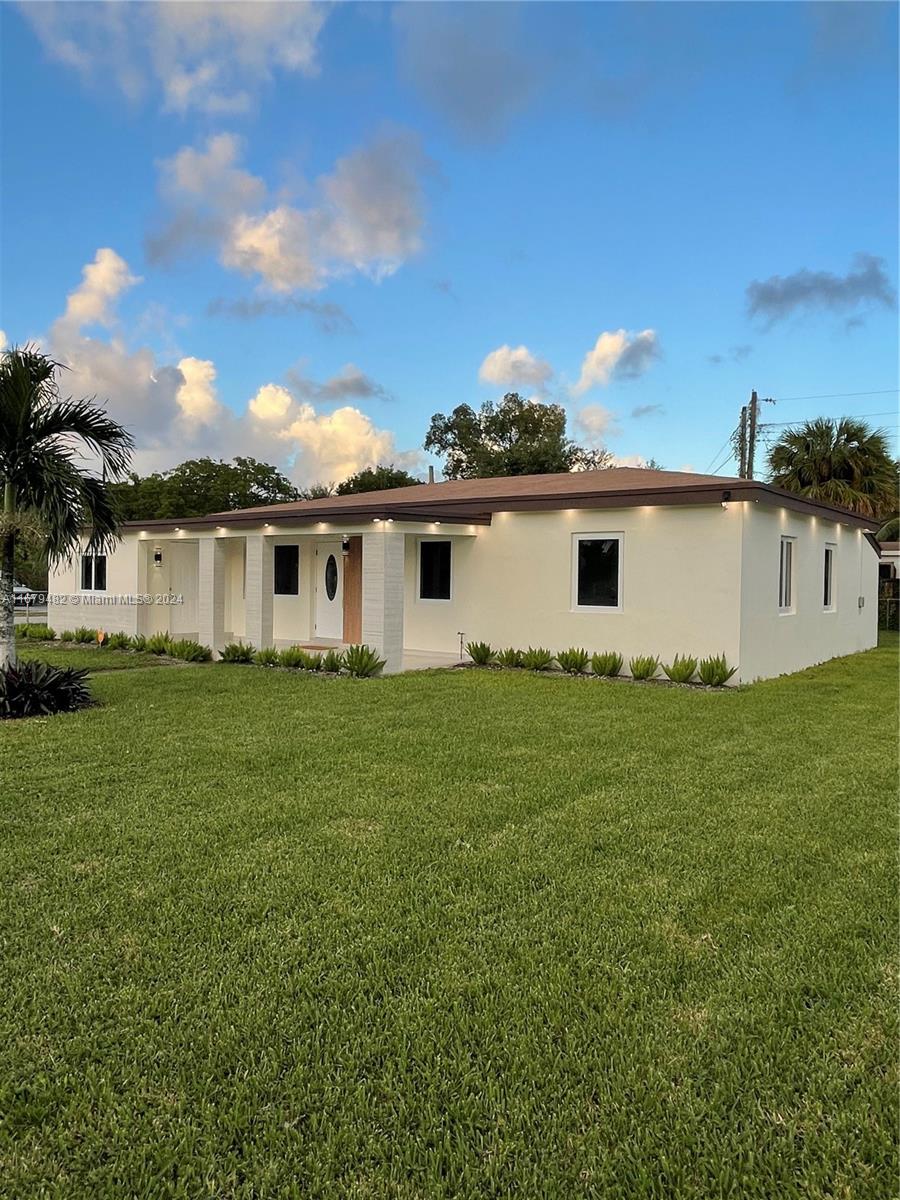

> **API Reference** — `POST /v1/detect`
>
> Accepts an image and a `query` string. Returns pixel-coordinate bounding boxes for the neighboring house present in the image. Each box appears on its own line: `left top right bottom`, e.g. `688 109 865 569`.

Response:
877 541 899 581
47 468 879 683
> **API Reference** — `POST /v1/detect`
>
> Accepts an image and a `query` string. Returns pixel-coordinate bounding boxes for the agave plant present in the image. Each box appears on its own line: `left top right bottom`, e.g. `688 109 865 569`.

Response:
22 624 55 641
168 639 212 663
73 626 98 644
145 633 173 656
0 659 92 719
629 654 659 681
521 647 555 672
496 647 523 668
556 647 589 675
277 646 307 669
321 648 346 673
218 641 256 664
465 640 495 666
106 632 131 651
343 644 385 677
698 654 738 687
590 651 623 677
662 654 698 684
254 646 281 667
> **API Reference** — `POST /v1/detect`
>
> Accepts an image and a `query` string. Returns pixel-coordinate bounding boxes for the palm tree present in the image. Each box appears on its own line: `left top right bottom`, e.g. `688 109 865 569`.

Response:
1 346 133 667
767 417 898 520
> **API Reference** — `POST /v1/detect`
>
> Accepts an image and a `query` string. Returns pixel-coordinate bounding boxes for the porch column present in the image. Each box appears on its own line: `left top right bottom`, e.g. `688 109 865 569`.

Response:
197 537 225 653
361 530 405 673
244 534 273 649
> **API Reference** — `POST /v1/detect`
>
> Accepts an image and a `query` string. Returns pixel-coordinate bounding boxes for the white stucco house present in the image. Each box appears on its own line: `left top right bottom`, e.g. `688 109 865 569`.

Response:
47 468 880 683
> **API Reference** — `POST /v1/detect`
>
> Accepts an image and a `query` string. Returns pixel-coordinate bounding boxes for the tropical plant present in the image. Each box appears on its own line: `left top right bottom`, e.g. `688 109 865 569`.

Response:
219 641 256 664
522 646 555 672
590 651 623 677
254 646 281 667
277 646 308 669
629 655 659 681
106 632 131 651
59 629 74 642
168 639 212 663
877 516 899 542
16 623 54 641
0 659 92 719
0 346 133 667
343 644 385 677
662 654 698 684
465 640 495 666
496 647 524 668
767 417 898 519
556 647 589 675
129 633 147 651
73 626 99 644
144 632 172 656
321 648 346 674
297 649 323 671
698 654 738 687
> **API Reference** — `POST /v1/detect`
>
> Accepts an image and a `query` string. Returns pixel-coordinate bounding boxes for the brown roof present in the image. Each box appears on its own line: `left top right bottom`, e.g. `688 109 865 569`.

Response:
879 541 900 552
123 467 877 531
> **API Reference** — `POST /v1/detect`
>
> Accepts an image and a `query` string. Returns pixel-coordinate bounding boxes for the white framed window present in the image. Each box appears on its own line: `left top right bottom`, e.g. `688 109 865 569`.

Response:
823 543 836 611
80 553 107 592
418 538 451 601
572 533 623 611
778 536 795 613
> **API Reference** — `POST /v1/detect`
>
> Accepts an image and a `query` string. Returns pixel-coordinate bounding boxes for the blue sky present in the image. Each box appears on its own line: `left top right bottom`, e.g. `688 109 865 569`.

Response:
1 1 897 485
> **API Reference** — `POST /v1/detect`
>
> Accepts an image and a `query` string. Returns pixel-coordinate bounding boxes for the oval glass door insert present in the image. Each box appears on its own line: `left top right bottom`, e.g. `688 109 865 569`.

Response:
325 554 338 601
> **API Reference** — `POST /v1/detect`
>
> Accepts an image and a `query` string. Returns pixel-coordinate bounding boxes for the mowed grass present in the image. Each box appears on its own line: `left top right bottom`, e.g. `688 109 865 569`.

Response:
1 642 897 1199
16 644 176 672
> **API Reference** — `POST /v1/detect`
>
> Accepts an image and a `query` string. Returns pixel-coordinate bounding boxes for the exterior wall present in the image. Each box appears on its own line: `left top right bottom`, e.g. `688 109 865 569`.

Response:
48 536 141 636
738 503 878 681
402 504 744 674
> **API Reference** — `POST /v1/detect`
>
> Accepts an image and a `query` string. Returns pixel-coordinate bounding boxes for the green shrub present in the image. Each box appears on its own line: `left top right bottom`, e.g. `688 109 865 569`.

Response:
590 651 623 677
168 639 212 663
0 660 92 719
23 624 55 641
254 647 281 667
496 647 523 668
662 654 698 684
629 654 659 681
72 626 98 644
59 629 75 643
145 633 173 656
277 646 308 669
219 641 255 664
105 632 131 651
465 641 495 666
321 648 346 674
343 644 385 678
129 633 147 651
556 647 589 675
522 647 555 672
698 654 738 687
299 649 324 671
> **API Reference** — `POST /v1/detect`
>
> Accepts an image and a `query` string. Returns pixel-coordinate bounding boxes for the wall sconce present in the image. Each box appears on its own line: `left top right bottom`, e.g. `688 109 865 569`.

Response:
721 489 732 509
153 548 163 567
341 537 350 556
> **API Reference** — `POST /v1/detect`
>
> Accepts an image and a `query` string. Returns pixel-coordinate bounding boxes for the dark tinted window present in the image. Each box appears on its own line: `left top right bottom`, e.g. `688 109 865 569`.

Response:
274 545 299 595
81 555 93 590
420 540 451 600
577 538 619 607
93 555 107 591
324 554 338 601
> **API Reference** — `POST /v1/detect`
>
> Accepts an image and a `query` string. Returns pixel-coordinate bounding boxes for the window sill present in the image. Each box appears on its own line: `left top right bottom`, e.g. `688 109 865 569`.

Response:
571 606 623 615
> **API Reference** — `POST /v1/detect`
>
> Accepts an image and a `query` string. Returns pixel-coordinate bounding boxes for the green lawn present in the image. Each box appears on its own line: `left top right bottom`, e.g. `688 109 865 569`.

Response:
1 642 897 1198
16 643 177 671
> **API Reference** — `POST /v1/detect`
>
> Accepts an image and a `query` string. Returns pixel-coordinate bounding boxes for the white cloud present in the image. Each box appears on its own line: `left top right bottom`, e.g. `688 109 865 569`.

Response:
53 248 140 338
43 248 419 487
0 331 6 352
175 357 219 427
21 1 327 115
154 129 430 292
479 344 553 391
574 329 660 393
574 404 620 444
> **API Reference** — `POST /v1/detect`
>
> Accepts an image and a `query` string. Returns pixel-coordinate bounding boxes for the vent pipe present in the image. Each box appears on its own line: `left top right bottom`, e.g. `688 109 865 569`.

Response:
427 465 435 484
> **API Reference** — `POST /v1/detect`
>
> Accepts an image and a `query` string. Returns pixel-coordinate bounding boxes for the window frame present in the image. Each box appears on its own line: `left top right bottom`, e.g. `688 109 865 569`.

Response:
778 535 795 614
273 544 300 597
417 537 452 603
571 532 624 613
80 552 107 593
823 542 836 612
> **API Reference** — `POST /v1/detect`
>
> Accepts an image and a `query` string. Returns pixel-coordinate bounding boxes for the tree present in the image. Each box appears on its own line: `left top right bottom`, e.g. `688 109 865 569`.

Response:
0 346 133 666
767 417 898 520
424 393 613 479
111 456 301 521
336 465 422 494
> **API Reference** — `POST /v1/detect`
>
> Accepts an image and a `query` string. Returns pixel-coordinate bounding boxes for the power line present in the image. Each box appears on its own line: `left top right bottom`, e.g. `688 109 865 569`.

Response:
704 430 738 474
759 411 898 429
768 389 899 404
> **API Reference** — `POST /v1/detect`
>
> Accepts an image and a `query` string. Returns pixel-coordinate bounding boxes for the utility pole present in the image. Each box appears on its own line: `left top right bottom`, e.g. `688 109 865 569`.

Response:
737 405 748 478
746 390 759 480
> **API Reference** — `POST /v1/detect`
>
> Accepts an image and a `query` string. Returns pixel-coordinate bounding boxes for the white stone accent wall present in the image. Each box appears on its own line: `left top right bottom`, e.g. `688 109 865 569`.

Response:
197 538 226 653
244 535 273 649
361 530 405 673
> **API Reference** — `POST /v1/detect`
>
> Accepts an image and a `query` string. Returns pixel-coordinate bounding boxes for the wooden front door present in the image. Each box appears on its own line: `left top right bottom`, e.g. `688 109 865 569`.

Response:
342 536 363 643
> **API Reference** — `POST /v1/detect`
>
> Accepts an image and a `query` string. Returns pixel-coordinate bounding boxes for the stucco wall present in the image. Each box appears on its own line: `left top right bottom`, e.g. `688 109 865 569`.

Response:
402 504 745 673
738 504 878 681
48 537 142 636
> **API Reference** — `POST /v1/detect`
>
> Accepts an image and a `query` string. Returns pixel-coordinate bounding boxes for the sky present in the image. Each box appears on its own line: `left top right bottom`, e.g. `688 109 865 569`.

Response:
1 0 897 486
